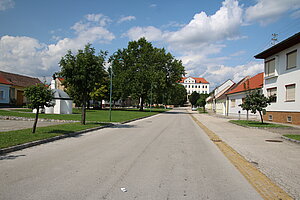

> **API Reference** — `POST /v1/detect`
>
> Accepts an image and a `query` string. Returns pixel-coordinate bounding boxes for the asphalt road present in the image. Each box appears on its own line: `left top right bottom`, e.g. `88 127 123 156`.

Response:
0 109 262 200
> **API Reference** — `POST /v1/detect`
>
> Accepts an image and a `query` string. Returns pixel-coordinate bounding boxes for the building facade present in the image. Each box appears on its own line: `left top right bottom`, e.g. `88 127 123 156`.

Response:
255 32 300 125
179 77 209 95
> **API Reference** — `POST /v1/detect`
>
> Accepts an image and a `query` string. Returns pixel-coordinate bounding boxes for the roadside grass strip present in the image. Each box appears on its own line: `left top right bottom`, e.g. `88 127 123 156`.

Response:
283 135 300 142
190 114 293 200
229 120 290 128
0 122 105 149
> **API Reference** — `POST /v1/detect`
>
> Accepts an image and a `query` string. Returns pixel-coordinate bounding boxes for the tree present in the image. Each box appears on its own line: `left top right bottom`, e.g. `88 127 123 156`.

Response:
196 93 209 112
239 97 251 120
59 44 107 124
24 84 53 133
109 38 185 111
189 91 200 107
240 89 273 123
166 83 187 106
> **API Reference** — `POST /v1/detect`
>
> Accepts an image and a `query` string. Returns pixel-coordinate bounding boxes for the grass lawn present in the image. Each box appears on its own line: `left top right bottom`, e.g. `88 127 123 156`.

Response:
0 122 104 149
283 135 300 141
197 107 208 114
0 108 166 123
229 120 290 128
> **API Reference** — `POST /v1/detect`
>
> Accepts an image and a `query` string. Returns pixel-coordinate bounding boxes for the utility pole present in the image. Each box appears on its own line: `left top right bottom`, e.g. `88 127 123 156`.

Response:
271 33 278 46
109 67 112 122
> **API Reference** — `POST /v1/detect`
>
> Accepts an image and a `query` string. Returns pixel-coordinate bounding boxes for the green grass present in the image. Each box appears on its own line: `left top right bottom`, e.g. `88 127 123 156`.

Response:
283 135 300 141
0 108 166 123
0 122 104 149
229 120 290 128
197 107 208 114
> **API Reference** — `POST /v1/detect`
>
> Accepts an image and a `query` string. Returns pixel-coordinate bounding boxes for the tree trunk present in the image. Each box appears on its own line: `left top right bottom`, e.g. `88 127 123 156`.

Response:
203 106 206 113
139 97 144 111
259 111 264 124
246 110 249 121
81 96 86 125
32 107 39 133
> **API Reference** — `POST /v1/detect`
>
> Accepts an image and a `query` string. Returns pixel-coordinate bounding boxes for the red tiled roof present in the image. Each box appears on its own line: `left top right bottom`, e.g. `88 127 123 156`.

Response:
180 77 209 84
57 77 65 82
0 74 12 85
226 72 264 95
0 71 41 87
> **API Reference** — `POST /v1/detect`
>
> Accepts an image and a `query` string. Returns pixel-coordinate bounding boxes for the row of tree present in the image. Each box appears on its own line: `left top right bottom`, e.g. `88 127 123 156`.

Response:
58 38 187 124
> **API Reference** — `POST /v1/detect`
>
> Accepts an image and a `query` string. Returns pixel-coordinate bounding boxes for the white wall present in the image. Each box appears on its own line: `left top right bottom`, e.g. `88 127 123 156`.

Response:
263 43 300 112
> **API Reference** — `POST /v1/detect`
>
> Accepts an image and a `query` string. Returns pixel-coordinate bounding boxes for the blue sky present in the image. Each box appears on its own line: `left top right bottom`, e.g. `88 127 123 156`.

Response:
1 0 300 88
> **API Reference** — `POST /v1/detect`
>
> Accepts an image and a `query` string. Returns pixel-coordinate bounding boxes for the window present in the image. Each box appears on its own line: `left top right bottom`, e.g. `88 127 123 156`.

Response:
287 116 292 123
286 84 295 101
267 87 277 102
287 50 297 70
231 99 236 107
269 115 273 121
188 85 190 88
192 85 194 88
0 91 3 100
265 58 275 77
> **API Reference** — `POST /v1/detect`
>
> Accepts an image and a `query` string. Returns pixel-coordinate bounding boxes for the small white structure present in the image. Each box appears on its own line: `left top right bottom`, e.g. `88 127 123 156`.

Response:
45 79 72 114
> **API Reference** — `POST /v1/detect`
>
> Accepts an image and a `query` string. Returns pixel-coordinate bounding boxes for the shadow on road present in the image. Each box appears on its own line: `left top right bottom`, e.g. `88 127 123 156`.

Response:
0 154 26 160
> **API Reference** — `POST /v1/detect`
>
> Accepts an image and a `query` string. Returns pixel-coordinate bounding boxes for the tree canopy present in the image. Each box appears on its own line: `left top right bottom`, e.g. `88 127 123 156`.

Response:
24 83 53 133
189 91 200 106
59 44 107 124
109 38 185 110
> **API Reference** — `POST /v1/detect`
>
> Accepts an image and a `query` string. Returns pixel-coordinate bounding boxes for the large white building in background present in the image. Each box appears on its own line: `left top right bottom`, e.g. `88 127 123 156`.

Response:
179 77 210 96
255 32 300 125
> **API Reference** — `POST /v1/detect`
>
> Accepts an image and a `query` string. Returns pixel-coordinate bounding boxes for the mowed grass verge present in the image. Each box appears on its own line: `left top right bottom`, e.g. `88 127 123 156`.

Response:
283 134 300 141
0 108 167 149
229 120 290 128
0 122 104 149
0 108 165 122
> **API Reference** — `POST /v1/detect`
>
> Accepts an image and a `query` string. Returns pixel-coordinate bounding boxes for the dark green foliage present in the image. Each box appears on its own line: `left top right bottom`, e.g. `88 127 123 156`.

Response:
239 89 273 124
24 83 53 133
196 93 209 112
59 44 107 124
189 91 200 106
166 84 187 106
109 38 185 110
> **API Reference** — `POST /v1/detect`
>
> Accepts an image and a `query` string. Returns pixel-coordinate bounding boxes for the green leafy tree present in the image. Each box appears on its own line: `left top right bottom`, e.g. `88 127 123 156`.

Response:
240 89 273 123
165 83 187 106
109 38 185 111
239 96 251 120
59 44 107 124
189 91 200 107
24 84 53 133
196 93 209 112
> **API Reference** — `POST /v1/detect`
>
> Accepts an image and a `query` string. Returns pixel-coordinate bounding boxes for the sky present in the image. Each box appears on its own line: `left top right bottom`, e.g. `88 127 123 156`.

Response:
1 0 300 89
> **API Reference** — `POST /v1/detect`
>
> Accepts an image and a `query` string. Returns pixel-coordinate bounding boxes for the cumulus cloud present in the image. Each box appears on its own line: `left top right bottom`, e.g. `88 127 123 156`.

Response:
123 26 163 41
118 16 136 23
200 62 264 88
0 13 115 78
0 0 14 11
245 0 300 25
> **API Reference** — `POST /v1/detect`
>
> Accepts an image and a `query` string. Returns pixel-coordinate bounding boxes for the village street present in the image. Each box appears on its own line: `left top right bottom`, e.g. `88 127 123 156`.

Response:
0 108 264 200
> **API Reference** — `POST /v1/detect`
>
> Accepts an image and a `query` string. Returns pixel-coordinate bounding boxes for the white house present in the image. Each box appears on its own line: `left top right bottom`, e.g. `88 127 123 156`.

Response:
255 32 300 125
206 79 235 114
179 77 209 95
226 72 264 119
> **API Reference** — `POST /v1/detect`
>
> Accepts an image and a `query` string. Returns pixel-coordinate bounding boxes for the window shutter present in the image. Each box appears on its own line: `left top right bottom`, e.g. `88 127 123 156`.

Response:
286 84 295 101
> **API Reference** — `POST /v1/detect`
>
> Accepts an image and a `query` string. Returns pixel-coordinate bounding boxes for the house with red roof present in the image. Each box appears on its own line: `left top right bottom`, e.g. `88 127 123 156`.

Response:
255 32 300 125
179 77 209 102
226 72 264 119
0 71 41 106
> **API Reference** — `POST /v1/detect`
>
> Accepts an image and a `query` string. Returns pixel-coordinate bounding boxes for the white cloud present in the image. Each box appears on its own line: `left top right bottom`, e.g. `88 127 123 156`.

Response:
85 13 112 26
150 4 157 8
123 26 163 41
245 0 300 25
118 16 136 23
0 0 14 11
200 62 264 88
0 14 115 77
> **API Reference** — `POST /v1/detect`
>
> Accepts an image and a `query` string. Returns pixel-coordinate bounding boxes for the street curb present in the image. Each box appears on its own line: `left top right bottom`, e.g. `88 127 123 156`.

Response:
281 136 300 144
0 113 158 155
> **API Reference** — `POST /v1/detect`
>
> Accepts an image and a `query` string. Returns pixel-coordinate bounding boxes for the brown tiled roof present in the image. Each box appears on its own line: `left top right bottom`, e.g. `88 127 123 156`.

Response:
0 74 12 85
0 71 42 87
180 77 209 84
226 72 264 95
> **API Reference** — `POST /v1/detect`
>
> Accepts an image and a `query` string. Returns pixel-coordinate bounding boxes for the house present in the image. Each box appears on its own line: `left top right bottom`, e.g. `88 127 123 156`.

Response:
0 71 42 106
179 77 210 95
255 32 300 125
0 74 12 105
226 72 264 119
205 79 235 114
205 79 235 115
